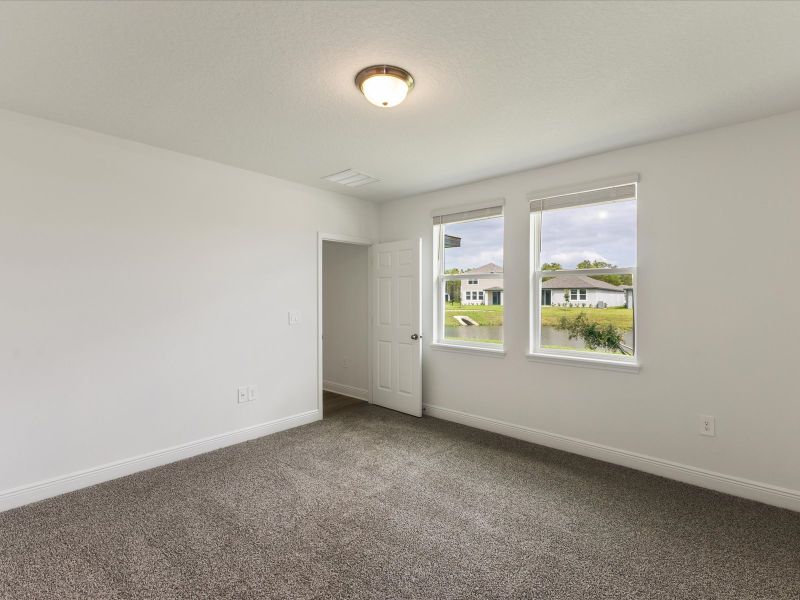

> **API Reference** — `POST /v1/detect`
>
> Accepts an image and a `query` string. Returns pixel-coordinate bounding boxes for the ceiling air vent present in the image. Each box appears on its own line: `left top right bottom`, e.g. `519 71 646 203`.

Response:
322 168 379 188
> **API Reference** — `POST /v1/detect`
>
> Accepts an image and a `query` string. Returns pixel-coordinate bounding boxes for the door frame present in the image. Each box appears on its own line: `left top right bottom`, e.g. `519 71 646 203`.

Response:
317 232 374 418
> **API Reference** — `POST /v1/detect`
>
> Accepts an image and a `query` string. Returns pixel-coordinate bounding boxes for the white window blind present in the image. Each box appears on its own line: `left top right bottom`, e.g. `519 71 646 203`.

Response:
529 175 638 213
433 204 503 225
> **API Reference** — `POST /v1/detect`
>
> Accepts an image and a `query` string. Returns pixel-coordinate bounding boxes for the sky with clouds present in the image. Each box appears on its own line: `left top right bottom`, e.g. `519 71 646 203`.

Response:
444 217 504 271
540 199 636 268
443 199 635 271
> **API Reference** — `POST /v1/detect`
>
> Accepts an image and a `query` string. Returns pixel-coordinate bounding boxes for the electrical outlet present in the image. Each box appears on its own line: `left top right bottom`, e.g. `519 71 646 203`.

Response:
248 385 257 402
700 415 716 437
342 357 350 368
237 386 248 404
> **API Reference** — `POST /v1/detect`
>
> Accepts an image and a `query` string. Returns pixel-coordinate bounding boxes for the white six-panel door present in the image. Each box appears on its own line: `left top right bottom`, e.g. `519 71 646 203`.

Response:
371 239 422 417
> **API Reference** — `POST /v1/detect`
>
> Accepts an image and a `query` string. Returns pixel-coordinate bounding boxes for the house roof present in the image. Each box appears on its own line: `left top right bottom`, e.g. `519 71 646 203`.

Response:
463 262 503 275
541 274 624 291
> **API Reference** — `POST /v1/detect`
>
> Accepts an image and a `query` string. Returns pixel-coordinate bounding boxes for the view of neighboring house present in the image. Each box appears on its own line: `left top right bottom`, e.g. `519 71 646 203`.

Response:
461 263 504 306
457 267 633 309
541 274 631 308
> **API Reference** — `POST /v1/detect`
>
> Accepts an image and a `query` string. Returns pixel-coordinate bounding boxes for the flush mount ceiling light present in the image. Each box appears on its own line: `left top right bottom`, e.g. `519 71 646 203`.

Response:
355 65 414 108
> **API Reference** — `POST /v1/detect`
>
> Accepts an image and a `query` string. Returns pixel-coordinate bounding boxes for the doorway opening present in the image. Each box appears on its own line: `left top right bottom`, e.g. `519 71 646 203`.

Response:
318 234 372 418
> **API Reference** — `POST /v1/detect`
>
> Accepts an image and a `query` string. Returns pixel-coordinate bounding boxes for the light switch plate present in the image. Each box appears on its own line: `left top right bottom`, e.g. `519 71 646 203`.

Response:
237 386 248 404
248 385 257 402
288 310 302 325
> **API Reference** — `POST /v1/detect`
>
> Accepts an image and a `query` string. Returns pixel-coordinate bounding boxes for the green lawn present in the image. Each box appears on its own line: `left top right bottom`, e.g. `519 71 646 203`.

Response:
444 303 504 326
445 303 632 330
444 303 633 333
541 306 633 331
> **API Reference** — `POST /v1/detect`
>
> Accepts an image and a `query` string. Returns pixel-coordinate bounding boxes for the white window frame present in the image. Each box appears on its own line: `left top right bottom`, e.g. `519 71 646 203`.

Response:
468 279 478 285
433 199 506 356
528 176 639 371
568 289 587 301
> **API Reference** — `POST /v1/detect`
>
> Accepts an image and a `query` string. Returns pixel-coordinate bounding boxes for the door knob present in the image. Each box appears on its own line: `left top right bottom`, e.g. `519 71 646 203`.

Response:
411 333 421 340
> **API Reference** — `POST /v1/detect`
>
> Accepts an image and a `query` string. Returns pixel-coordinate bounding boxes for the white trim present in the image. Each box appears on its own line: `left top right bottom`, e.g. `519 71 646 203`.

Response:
422 404 800 513
318 232 374 246
433 224 445 355
322 380 369 401
433 209 505 350
0 409 320 513
430 342 506 358
317 232 374 418
526 351 639 373
529 180 638 365
545 267 632 276
442 272 503 281
431 197 505 218
526 173 640 202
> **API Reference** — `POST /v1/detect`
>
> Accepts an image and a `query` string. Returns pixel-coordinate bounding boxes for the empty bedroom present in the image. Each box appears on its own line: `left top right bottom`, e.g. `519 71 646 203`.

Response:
1 1 798 599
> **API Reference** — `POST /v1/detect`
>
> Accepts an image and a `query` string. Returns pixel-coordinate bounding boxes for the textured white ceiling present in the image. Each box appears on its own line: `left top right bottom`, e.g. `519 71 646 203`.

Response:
1 1 799 202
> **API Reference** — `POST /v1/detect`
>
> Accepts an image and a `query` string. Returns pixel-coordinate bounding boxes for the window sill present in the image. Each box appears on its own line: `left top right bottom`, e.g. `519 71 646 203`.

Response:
526 352 640 373
430 342 506 358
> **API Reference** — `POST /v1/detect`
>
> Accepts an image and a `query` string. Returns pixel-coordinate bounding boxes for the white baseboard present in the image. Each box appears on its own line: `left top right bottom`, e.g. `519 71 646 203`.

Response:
0 409 320 513
323 380 369 402
423 404 800 513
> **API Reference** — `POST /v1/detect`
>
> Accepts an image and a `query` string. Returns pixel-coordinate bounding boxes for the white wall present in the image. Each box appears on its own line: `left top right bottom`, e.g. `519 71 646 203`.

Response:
591 290 626 307
322 241 369 399
0 109 377 503
378 110 800 507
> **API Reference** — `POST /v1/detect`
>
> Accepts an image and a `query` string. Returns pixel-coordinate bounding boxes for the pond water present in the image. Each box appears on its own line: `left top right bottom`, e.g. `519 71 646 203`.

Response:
539 327 634 352
445 325 503 343
445 326 634 352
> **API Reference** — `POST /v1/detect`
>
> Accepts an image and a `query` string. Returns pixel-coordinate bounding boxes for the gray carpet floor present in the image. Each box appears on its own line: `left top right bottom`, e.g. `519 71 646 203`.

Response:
1 402 798 600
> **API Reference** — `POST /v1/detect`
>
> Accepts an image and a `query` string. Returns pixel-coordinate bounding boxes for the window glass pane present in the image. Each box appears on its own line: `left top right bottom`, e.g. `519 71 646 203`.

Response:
540 199 636 269
442 215 504 345
444 216 503 273
444 288 504 345
539 276 634 356
444 277 461 303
